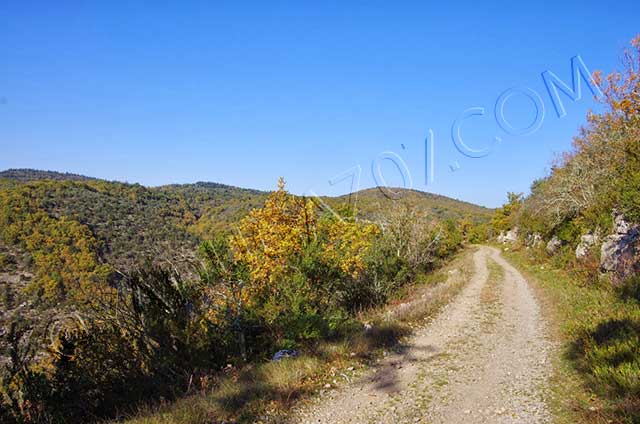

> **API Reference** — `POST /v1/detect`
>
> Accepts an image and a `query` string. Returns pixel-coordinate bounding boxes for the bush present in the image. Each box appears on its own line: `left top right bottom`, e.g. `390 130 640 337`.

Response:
0 261 232 423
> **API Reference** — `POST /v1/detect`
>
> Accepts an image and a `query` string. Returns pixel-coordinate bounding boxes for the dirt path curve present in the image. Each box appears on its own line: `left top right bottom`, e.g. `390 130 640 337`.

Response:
290 246 554 424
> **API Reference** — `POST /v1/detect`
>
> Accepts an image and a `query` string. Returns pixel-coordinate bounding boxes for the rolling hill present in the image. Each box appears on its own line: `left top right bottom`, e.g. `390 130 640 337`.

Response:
327 187 492 223
0 169 491 272
0 168 491 313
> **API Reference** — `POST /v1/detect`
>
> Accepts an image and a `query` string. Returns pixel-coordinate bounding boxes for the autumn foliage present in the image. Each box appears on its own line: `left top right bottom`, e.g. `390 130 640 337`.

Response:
0 177 464 423
229 178 380 299
229 178 319 296
0 184 113 304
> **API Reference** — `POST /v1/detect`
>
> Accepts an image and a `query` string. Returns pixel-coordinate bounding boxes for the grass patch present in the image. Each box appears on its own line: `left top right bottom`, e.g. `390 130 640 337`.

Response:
119 248 476 424
126 357 324 424
502 246 640 424
481 258 503 306
479 257 504 327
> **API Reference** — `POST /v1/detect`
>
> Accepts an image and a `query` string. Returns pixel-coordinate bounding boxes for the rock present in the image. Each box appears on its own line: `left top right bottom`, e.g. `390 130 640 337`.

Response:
576 231 599 259
546 236 563 255
601 237 619 271
601 230 640 272
272 349 300 361
498 227 519 244
614 209 631 234
532 233 543 248
525 232 543 249
600 210 640 280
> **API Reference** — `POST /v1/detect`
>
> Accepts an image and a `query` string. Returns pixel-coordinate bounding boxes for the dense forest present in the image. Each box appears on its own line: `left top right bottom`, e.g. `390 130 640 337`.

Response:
0 168 489 423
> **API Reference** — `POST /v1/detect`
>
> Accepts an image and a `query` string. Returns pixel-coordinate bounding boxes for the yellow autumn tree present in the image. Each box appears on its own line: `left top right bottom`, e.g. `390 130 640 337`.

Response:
320 216 380 279
228 178 380 303
229 177 316 299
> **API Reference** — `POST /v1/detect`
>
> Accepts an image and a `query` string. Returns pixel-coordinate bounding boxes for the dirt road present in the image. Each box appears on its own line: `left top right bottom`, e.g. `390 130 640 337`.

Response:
291 246 554 424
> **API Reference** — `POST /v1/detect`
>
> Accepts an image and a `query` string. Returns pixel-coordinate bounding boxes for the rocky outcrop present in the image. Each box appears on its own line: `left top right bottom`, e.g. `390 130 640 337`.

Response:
546 236 563 255
600 210 640 280
576 231 599 259
497 227 519 244
613 210 632 234
525 233 543 249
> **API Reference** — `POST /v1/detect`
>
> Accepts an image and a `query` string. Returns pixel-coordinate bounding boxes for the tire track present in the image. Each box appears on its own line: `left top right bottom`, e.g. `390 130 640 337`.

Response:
290 246 554 424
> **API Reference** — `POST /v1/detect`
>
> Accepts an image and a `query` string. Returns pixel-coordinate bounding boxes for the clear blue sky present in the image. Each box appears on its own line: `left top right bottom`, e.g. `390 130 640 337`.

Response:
1 1 638 207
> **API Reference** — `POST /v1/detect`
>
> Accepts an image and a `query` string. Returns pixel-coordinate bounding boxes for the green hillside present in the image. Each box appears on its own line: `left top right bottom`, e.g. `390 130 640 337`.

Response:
0 169 490 423
0 169 491 288
327 187 492 223
0 171 267 274
0 170 490 277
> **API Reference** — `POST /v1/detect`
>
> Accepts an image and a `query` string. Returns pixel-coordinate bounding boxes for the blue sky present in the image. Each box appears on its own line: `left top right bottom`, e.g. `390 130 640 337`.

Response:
1 1 638 207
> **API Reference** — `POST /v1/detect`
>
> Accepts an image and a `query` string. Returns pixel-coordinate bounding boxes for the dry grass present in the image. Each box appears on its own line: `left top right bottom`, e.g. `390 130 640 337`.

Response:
480 258 503 305
122 357 324 424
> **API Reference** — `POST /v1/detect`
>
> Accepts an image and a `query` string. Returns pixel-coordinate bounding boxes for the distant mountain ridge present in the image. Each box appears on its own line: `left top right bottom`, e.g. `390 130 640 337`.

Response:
0 168 491 214
0 168 100 182
0 169 263 193
330 187 492 222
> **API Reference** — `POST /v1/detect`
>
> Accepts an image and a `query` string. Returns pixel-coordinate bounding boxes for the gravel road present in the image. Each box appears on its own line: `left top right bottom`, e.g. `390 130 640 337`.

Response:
290 246 554 424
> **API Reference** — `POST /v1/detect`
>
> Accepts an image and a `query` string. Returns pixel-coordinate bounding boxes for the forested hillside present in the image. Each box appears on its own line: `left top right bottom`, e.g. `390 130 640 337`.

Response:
0 170 488 312
328 187 492 223
0 169 490 281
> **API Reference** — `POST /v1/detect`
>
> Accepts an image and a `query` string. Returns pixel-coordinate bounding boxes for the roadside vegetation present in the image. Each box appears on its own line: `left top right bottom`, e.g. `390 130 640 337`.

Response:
503 248 640 423
493 35 640 423
0 175 474 423
122 249 474 424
